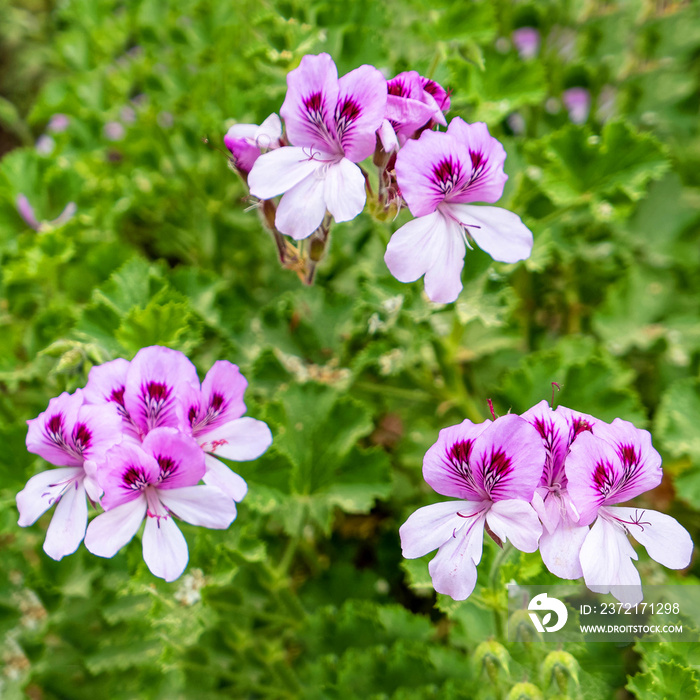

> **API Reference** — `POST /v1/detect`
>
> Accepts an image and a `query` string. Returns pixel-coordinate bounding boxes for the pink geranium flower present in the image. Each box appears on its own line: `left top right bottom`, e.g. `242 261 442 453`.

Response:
566 419 693 604
384 118 533 303
248 53 387 239
522 401 596 579
400 414 545 600
17 390 122 560
85 428 237 582
182 361 272 501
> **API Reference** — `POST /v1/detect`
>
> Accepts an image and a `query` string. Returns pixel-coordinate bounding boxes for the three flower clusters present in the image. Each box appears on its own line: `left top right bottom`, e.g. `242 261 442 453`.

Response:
400 401 693 604
17 346 272 581
224 53 533 303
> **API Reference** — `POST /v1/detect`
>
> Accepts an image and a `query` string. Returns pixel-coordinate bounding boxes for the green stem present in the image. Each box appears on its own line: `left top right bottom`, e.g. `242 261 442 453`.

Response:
489 542 514 640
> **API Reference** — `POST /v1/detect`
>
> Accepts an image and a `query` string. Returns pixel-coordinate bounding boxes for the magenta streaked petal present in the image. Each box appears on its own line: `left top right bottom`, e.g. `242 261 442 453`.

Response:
224 135 261 175
590 418 662 501
203 455 248 502
385 94 434 137
199 417 272 462
396 130 470 217
275 170 327 239
556 405 599 444
124 346 199 436
445 119 508 204
281 53 340 152
469 414 546 502
191 361 247 437
399 499 484 559
579 515 642 605
421 76 450 113
141 428 206 490
538 514 588 579
334 64 387 162
75 402 124 461
324 158 366 222
443 203 533 264
84 358 129 406
43 478 88 560
98 442 160 510
486 499 542 552
248 146 324 201
522 400 570 488
428 509 487 600
26 391 84 466
605 506 693 571
142 514 188 582
158 485 237 529
16 467 83 527
422 419 492 500
85 496 147 558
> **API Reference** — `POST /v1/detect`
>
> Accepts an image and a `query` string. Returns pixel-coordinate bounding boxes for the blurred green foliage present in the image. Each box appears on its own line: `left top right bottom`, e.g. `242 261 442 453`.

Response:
1 0 700 698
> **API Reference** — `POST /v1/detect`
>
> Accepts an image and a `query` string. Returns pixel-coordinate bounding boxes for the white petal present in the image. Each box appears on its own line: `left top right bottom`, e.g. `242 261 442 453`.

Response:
85 497 147 558
399 500 483 559
16 467 82 527
323 158 366 223
43 479 88 560
159 485 237 529
486 500 542 553
203 454 248 502
422 214 466 304
254 113 282 147
142 515 189 582
275 172 327 240
428 513 486 600
579 516 642 605
609 506 693 570
200 417 272 462
384 211 443 283
247 147 322 200
443 204 533 264
539 517 589 579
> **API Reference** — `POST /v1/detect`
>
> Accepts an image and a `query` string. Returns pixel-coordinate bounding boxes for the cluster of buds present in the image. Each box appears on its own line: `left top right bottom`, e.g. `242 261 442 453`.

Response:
17 346 271 581
224 53 533 303
400 399 693 604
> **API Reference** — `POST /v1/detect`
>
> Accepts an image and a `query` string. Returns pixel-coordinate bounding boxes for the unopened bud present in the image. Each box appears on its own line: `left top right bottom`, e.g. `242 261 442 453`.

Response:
506 682 544 700
508 609 542 643
474 640 510 682
541 650 579 692
55 348 84 373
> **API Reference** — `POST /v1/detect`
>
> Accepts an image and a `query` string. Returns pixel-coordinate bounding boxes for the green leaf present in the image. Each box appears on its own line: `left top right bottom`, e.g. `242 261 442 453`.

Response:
627 661 700 700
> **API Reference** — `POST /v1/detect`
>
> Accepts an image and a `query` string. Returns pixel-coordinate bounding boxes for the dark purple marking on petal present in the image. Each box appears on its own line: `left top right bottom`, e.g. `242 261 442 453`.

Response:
432 156 464 196
44 413 70 453
154 454 179 485
188 404 199 428
481 448 513 496
122 465 150 491
387 78 409 98
592 460 616 497
440 439 481 494
110 387 125 406
139 380 173 428
532 416 560 486
190 392 228 435
335 97 362 137
71 423 92 454
303 92 328 129
570 417 593 442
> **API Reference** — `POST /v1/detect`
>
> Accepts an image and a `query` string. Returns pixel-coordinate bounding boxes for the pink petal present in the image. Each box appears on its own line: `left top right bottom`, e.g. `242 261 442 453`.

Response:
98 442 160 510
158 485 237 529
82 461 103 502
590 418 663 503
538 513 589 579
141 428 206 490
124 346 200 436
203 454 248 501
280 53 340 152
399 500 485 559
26 391 84 466
531 490 560 534
378 119 399 154
323 158 366 223
522 400 570 489
84 357 129 405
255 113 283 147
16 467 83 526
445 119 508 204
422 419 492 500
395 130 470 217
191 361 248 437
606 506 693 570
428 512 487 600
85 496 147 558
75 402 124 462
579 516 642 605
17 194 40 230
274 169 327 240
443 204 533 264
334 64 387 162
469 414 546 502
486 499 542 553
199 417 272 462
43 477 88 560
142 515 189 582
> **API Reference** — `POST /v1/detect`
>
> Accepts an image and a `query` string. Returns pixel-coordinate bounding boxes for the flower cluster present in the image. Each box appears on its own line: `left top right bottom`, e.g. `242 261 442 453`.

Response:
17 346 272 582
225 53 533 302
400 400 693 604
